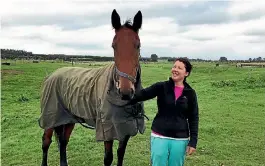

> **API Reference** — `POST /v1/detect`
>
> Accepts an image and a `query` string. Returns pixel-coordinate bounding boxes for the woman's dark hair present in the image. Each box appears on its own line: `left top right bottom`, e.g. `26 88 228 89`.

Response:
174 57 193 82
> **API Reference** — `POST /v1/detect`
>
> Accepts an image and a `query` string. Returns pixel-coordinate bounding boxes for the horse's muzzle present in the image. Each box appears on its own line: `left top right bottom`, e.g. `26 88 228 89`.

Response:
119 88 135 100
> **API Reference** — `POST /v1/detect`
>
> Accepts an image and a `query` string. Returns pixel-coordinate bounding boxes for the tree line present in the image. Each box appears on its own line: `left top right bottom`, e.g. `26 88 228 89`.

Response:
1 48 157 62
1 49 114 61
1 48 265 63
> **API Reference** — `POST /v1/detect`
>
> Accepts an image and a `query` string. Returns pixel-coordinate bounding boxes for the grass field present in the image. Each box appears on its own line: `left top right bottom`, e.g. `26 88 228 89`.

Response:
1 60 265 166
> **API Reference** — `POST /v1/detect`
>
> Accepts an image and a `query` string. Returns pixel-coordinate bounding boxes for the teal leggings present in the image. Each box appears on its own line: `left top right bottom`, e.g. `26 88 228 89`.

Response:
150 136 189 166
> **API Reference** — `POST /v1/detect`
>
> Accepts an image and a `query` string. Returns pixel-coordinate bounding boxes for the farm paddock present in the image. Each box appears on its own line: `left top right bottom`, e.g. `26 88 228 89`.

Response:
1 60 265 166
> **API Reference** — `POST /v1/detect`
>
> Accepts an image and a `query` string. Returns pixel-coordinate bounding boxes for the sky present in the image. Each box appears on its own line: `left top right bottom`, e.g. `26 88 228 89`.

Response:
1 0 265 60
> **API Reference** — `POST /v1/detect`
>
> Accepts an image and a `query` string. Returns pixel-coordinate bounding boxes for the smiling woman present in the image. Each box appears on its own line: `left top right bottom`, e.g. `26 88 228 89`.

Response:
124 57 199 166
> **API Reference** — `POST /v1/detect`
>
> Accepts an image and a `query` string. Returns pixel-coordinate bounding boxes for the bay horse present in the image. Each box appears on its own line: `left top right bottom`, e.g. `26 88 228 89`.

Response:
39 9 143 166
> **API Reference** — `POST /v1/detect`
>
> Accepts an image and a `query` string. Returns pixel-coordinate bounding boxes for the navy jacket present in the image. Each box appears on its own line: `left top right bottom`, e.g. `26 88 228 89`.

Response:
131 77 199 148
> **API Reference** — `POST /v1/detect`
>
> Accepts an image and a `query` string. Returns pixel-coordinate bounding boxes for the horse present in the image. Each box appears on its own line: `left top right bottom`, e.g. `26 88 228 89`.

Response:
39 9 145 166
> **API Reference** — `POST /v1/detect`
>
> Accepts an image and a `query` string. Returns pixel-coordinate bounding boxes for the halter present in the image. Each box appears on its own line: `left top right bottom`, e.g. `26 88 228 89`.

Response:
114 66 137 83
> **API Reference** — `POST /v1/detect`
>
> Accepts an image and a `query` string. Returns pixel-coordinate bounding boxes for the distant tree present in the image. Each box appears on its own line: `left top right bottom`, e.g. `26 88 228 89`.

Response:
256 57 262 61
249 58 252 62
219 56 228 62
168 58 176 62
151 54 158 62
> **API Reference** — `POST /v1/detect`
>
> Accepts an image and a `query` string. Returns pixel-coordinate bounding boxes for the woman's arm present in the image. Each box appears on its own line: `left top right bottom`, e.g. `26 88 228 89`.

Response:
129 82 163 104
187 90 199 149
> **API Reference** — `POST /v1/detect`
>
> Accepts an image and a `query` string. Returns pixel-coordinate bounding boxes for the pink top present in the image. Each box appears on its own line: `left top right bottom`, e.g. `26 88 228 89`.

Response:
152 85 184 136
174 85 184 100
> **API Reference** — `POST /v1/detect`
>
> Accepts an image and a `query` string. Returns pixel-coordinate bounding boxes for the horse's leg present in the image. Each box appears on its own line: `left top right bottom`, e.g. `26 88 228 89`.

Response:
117 135 130 166
104 140 114 166
41 128 53 166
54 123 75 166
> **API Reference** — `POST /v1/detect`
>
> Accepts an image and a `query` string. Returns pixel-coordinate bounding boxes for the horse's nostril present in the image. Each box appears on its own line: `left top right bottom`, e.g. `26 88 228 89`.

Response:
121 95 130 100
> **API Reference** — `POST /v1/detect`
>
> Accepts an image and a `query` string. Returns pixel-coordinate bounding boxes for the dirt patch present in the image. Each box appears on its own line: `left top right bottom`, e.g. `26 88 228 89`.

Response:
1 69 24 77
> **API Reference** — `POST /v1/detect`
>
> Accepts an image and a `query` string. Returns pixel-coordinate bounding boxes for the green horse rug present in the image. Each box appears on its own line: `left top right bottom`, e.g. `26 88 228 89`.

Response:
38 62 146 141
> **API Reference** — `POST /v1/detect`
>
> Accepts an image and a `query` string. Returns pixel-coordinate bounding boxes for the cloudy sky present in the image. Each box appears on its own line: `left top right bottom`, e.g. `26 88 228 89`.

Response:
1 0 265 60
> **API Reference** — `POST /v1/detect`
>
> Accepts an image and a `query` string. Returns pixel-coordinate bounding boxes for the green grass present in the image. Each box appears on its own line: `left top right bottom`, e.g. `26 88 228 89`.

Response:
1 60 265 166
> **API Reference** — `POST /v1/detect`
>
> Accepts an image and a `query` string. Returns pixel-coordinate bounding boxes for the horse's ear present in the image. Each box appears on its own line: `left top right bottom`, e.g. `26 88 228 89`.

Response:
133 11 142 32
111 9 121 30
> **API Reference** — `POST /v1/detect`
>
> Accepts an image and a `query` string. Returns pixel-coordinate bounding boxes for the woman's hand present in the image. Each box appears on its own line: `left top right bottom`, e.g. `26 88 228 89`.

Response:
186 146 196 155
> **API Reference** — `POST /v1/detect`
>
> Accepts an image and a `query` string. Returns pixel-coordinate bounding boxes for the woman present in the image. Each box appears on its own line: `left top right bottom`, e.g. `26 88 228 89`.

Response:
127 58 199 166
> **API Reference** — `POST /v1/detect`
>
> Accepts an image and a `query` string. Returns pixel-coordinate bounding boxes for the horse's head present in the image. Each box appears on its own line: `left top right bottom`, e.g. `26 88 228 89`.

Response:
111 9 142 100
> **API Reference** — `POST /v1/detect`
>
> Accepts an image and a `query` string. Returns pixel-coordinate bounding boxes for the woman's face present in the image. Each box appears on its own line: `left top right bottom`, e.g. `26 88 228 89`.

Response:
171 60 189 82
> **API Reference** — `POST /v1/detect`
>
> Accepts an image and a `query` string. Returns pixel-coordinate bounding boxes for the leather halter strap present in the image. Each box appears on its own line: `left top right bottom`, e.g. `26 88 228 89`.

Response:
114 66 137 83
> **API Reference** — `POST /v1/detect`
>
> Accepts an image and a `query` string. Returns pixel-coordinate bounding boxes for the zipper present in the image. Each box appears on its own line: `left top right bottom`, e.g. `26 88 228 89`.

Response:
174 88 187 106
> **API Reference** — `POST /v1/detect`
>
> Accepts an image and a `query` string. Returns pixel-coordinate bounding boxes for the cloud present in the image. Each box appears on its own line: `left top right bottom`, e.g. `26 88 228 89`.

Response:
227 1 265 16
1 0 265 60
